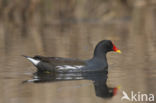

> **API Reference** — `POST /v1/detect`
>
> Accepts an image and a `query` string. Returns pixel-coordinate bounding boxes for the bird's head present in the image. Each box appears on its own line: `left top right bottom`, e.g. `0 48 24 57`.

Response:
94 40 121 57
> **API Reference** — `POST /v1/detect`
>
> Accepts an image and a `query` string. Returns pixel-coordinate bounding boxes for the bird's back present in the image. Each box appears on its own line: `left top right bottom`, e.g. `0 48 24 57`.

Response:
34 55 85 65
33 56 86 73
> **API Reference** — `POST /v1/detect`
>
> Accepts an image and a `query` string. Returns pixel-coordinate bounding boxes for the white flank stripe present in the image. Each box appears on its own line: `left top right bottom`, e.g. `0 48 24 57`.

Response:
27 58 40 65
56 65 84 70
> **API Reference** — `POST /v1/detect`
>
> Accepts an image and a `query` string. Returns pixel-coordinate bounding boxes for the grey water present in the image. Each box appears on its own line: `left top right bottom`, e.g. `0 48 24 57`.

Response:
1 28 156 103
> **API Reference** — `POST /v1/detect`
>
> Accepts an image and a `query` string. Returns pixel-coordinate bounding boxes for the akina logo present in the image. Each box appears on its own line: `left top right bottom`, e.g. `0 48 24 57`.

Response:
121 91 154 102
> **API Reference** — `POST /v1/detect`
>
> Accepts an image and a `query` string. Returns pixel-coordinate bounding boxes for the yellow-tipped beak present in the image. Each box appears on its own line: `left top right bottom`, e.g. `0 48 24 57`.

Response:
116 50 121 53
117 86 121 89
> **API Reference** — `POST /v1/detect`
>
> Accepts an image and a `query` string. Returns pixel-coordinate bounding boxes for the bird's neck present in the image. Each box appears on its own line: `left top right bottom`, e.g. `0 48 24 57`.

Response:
92 53 107 63
93 51 107 60
91 46 108 63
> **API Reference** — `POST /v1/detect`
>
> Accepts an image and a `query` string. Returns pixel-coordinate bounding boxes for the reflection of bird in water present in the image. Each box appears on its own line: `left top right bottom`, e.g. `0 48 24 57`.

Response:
94 80 119 98
23 71 119 98
23 40 121 98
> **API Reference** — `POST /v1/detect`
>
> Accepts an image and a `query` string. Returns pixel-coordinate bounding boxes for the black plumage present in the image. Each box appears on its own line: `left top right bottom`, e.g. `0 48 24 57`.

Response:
23 40 121 98
23 40 120 73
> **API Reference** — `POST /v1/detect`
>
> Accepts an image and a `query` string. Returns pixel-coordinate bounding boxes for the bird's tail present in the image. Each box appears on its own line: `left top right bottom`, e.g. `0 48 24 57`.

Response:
22 55 31 58
22 55 40 65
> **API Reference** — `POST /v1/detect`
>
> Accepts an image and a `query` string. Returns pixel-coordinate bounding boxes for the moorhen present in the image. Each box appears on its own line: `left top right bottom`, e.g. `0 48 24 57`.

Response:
23 40 121 73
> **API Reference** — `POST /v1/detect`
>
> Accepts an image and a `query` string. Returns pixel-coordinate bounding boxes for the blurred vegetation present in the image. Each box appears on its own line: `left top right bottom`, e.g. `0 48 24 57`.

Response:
0 0 156 56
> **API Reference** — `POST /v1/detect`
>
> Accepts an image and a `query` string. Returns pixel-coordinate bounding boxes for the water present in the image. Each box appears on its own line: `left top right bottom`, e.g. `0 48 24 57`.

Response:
0 6 156 103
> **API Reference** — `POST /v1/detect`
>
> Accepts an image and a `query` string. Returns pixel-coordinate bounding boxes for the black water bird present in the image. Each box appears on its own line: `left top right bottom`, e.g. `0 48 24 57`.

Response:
23 40 121 98
23 40 121 73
